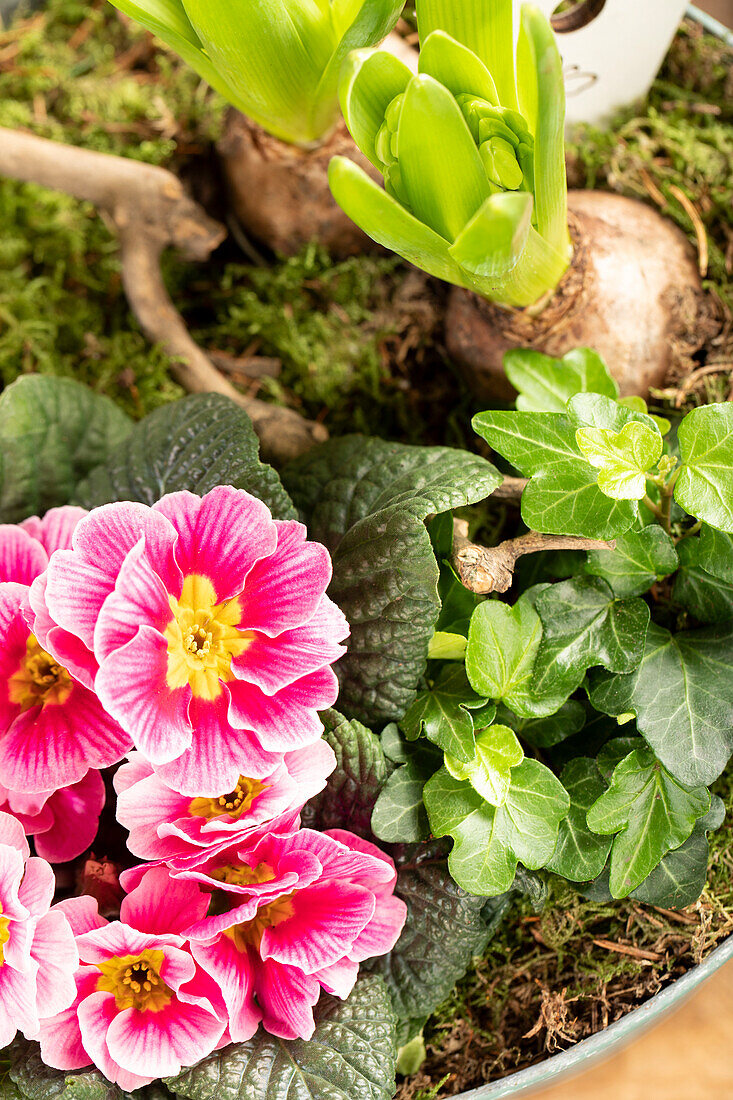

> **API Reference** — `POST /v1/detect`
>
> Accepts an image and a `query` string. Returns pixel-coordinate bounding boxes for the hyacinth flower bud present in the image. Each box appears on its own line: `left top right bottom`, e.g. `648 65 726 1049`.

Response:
329 1 572 308
107 0 404 147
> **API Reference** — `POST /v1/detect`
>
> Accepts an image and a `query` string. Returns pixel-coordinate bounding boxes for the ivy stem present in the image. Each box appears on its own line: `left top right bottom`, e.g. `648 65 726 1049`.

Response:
642 495 666 525
677 520 702 542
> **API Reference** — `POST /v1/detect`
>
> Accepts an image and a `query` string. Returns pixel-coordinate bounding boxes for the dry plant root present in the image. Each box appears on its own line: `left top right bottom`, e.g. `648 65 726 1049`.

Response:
445 190 715 403
0 127 327 463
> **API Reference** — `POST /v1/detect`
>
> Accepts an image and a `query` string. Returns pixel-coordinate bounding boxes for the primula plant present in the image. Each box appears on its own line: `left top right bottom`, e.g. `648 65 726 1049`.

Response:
109 0 405 146
330 0 571 305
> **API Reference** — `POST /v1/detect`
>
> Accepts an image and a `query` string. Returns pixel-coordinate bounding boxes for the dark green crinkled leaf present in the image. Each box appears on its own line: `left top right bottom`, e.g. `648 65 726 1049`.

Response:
530 577 650 716
676 402 733 532
0 375 132 523
6 1039 131 1100
631 795 726 909
673 538 733 624
74 394 295 520
545 758 611 882
589 622 733 787
586 746 710 897
503 347 618 414
283 436 502 723
585 526 679 598
401 665 489 762
424 758 570 895
301 710 387 838
168 975 396 1100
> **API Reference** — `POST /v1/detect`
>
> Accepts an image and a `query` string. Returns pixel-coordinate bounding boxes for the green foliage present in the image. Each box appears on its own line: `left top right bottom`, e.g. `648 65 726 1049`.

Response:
168 976 397 1100
675 403 733 531
546 758 611 883
585 526 679 598
504 347 618 413
401 665 491 762
465 594 543 715
302 710 389 838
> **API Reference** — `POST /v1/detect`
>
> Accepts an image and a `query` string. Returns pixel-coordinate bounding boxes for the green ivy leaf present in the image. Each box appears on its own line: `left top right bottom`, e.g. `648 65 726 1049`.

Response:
586 746 710 897
545 758 611 882
74 394 294 520
589 622 733 787
370 760 434 843
473 409 637 539
283 436 502 723
0 376 132 523
585 526 679 598
676 402 733 531
301 710 387 838
631 795 725 908
465 593 543 716
496 700 586 748
444 724 524 806
168 975 396 1100
400 665 489 762
697 524 733 584
673 538 733 625
424 759 570 895
575 421 663 500
530 577 650 717
503 347 618 414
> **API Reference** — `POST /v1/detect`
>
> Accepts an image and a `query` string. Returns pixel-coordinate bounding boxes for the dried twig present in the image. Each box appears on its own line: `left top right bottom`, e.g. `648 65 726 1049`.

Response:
592 939 663 963
0 127 326 462
452 517 614 594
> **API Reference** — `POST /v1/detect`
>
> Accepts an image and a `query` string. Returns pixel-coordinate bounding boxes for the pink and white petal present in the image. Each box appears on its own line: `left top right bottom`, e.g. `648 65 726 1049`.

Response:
312 956 360 1000
94 628 191 765
2 918 33 974
122 865 209 937
27 573 97 687
112 752 154 794
0 810 31 859
18 856 55 916
106 998 224 1081
0 586 31 730
260 882 376 975
347 894 407 963
155 694 282 797
75 922 183 967
31 909 79 1018
226 675 333 754
231 599 348 695
34 770 106 864
253 957 321 1041
237 521 333 636
39 994 94 1072
191 937 260 1043
152 487 278 602
115 766 191 860
0 957 40 1042
93 539 173 663
267 830 392 892
0 684 131 793
0 845 29 923
78 990 144 1087
0 526 48 585
321 830 398 889
22 507 87 555
283 740 336 803
53 895 107 937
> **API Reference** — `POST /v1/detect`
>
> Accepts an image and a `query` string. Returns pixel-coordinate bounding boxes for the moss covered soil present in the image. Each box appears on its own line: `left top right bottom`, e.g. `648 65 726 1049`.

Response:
1 5 733 1098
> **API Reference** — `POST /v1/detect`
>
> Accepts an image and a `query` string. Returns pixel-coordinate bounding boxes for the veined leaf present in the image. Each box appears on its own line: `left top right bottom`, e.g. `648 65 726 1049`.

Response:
503 347 618 414
418 30 499 104
302 710 388 837
400 664 489 762
631 795 725 908
575 422 663 501
444 724 524 806
415 0 517 109
585 526 679 598
496 700 586 749
698 524 733 584
676 402 733 532
465 594 543 716
545 757 611 882
673 537 733 625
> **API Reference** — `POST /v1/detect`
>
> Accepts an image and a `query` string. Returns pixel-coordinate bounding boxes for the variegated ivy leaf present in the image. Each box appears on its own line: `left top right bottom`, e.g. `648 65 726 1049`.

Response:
575 421 663 500
444 724 524 806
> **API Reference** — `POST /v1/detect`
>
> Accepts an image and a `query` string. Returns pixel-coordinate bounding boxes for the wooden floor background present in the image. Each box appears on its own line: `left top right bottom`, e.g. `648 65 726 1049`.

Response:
532 962 733 1099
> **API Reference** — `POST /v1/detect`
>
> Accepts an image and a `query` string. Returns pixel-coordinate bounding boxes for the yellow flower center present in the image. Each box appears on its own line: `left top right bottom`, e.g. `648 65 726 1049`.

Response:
188 776 268 821
164 575 252 700
208 862 296 951
7 635 73 712
95 949 174 1013
0 903 10 966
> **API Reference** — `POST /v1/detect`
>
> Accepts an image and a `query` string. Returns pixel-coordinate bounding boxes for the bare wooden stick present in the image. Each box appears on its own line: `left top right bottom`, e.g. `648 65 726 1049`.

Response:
452 517 614 594
0 127 326 462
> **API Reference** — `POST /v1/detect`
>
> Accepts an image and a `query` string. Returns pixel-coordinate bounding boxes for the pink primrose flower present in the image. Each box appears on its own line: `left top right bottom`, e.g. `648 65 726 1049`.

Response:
39 866 226 1090
0 812 78 1047
37 487 349 795
114 742 335 867
0 514 131 793
129 823 407 1042
0 770 105 863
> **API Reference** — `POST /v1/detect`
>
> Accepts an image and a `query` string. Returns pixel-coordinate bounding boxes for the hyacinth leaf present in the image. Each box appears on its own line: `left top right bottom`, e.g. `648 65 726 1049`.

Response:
424 758 570 895
519 5 568 255
586 747 710 898
531 577 650 717
504 347 618 414
0 375 132 524
328 158 469 285
585 526 679 599
589 622 733 788
400 664 489 762
311 0 407 141
416 0 517 109
515 12 537 133
283 435 502 722
545 758 611 882
169 975 397 1100
465 594 543 717
473 409 638 538
74 394 295 520
631 795 725 908
575 422 663 501
676 402 733 532
444 724 524 806
449 191 533 279
397 74 490 242
302 710 388 838
673 537 733 625
339 48 413 169
418 29 499 104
